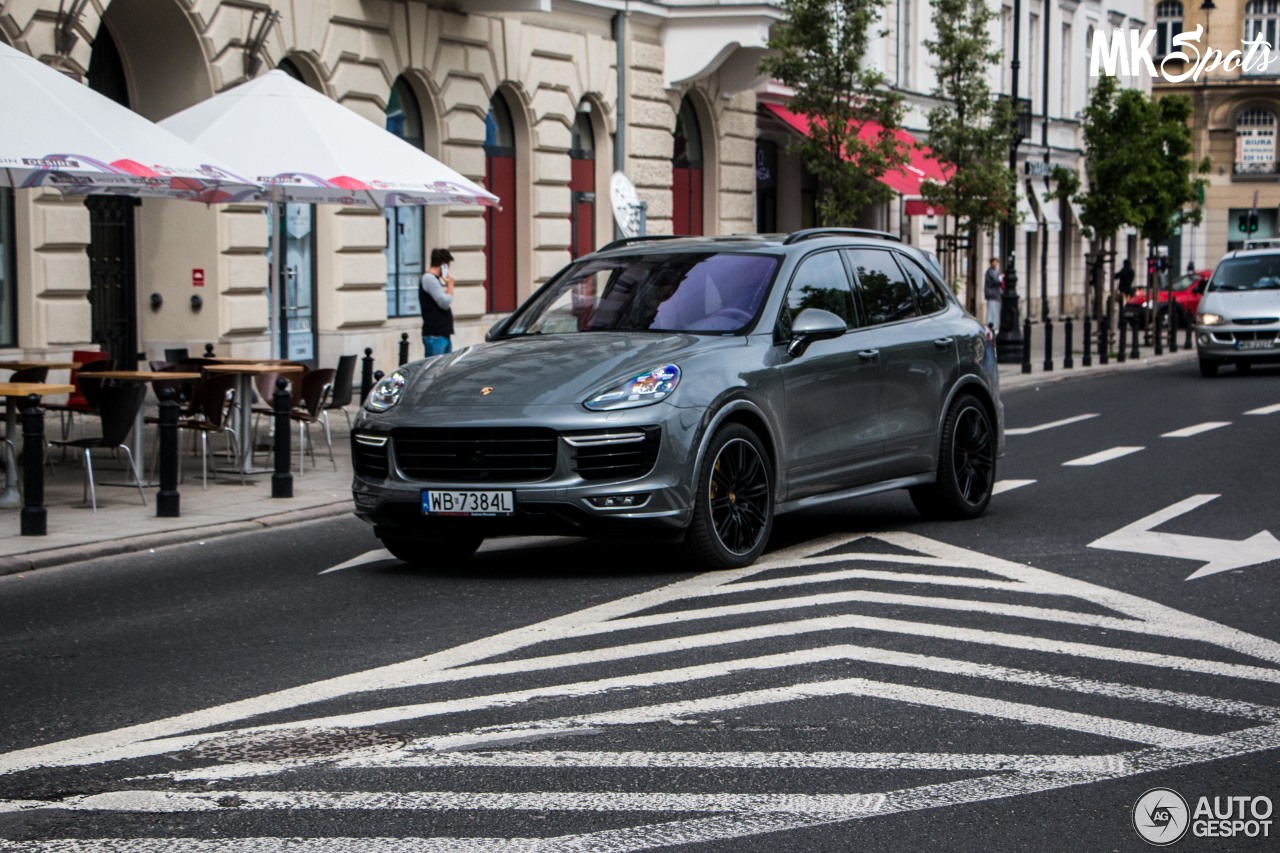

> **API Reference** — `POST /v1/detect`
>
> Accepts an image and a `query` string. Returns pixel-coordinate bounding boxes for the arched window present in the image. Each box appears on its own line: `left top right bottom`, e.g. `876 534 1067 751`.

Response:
385 77 424 318
672 97 704 236
1245 0 1280 51
569 108 596 259
1236 107 1277 174
485 92 518 313
1156 1 1183 57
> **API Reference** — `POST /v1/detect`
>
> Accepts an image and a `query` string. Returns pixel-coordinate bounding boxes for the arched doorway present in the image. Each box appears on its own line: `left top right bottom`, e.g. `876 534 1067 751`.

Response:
275 58 318 363
569 108 596 259
86 24 139 368
672 97 704 236
485 92 518 313
385 77 425 317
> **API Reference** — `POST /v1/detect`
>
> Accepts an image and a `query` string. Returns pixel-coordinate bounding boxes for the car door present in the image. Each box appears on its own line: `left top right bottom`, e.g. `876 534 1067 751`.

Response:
846 247 952 477
774 249 886 498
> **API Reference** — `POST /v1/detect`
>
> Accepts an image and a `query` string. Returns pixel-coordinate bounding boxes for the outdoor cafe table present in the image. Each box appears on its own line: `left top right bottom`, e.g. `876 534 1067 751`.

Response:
0 382 75 508
0 360 80 372
202 363 305 475
90 370 201 485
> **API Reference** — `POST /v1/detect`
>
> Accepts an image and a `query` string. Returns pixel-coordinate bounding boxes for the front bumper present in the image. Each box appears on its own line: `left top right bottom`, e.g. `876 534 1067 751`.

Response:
1195 326 1280 361
350 403 702 540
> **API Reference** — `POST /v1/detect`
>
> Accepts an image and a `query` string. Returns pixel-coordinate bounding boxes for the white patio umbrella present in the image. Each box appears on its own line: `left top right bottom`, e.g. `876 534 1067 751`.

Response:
159 70 500 355
0 42 257 202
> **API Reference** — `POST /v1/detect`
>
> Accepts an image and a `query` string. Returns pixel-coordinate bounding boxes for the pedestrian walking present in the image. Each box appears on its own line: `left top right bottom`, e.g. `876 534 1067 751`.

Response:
983 258 1003 333
1117 258 1136 297
421 248 456 356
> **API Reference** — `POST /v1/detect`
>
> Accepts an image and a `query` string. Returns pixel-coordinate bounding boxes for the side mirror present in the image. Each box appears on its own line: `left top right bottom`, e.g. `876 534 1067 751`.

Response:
787 307 847 358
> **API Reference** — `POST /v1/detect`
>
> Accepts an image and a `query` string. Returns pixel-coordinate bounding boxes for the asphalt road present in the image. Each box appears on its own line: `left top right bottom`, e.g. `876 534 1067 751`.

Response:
1 359 1278 852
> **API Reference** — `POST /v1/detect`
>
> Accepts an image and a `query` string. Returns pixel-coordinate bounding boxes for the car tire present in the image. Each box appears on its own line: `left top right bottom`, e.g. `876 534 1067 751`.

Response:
378 532 484 567
684 423 774 570
910 394 996 521
1199 358 1219 378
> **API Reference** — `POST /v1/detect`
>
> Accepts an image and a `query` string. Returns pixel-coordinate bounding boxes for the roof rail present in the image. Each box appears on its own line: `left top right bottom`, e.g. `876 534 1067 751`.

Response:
782 228 902 245
597 235 683 253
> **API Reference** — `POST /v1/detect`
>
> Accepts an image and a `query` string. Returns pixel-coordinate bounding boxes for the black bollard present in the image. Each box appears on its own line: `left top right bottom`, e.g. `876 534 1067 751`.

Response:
398 332 410 366
1043 318 1054 372
19 395 46 536
1099 315 1109 365
1083 314 1092 367
360 347 375 404
204 342 216 358
1064 316 1075 369
156 387 180 518
272 377 293 499
1184 314 1194 351
1118 317 1127 363
1169 307 1179 353
1154 308 1164 356
1129 316 1140 360
1021 318 1032 374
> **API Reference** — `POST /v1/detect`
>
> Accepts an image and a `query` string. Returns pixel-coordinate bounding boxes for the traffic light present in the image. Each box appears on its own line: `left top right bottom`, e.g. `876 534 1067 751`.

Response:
1239 211 1260 233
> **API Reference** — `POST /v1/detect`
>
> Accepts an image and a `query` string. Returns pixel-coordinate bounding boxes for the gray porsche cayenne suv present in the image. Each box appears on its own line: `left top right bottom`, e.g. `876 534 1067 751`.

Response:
351 228 1004 569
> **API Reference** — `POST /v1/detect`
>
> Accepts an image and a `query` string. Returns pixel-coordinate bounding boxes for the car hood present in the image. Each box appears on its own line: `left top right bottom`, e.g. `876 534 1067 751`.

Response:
1200 290 1280 317
398 332 740 408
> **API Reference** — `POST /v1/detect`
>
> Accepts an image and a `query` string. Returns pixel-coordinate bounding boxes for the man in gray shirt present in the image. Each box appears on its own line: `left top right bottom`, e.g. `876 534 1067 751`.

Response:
983 258 1003 333
420 248 456 355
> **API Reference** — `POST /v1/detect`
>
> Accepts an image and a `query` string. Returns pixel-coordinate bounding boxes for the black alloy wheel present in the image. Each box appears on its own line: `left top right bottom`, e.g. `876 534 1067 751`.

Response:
685 423 774 569
910 394 995 520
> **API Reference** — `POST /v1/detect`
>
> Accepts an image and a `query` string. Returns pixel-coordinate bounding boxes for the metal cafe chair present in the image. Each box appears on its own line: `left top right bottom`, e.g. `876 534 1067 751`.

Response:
49 382 147 512
172 373 243 490
322 354 358 431
3 366 56 477
251 368 335 474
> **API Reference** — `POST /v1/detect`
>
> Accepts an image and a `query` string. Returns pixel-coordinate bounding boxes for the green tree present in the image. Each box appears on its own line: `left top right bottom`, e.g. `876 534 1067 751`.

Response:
1069 76 1208 315
920 0 1016 310
759 0 908 226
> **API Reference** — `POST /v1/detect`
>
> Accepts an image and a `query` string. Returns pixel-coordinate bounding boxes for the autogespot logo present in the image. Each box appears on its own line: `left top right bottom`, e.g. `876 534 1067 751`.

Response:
1134 788 1190 846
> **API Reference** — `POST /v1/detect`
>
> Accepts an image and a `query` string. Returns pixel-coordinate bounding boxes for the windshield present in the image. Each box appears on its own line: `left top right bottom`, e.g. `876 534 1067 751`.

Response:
504 253 780 336
1208 258 1280 292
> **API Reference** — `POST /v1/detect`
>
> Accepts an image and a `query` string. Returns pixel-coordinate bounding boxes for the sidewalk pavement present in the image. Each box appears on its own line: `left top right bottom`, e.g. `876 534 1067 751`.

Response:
0 325 1197 575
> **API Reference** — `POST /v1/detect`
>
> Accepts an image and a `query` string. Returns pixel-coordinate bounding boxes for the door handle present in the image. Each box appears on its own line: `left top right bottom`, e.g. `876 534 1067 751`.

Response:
858 349 880 362
933 337 954 349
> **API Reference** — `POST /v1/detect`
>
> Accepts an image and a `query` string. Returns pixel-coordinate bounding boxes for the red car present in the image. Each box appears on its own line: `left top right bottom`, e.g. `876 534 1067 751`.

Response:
1123 268 1212 330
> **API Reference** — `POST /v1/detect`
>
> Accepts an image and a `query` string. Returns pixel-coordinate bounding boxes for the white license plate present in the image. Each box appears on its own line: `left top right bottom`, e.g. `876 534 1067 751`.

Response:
1237 339 1275 350
422 489 514 516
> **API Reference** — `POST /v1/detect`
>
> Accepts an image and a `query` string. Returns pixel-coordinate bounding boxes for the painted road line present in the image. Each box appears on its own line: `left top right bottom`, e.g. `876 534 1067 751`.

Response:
318 549 393 575
1161 421 1231 438
711 567 1034 595
1062 446 1144 466
1004 414 1100 436
1245 403 1280 415
8 530 1280 778
993 479 1035 495
332 750 1129 774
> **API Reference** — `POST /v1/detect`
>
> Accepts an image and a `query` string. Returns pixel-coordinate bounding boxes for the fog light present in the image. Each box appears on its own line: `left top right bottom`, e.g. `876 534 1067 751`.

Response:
589 493 651 509
1198 333 1210 345
354 492 377 507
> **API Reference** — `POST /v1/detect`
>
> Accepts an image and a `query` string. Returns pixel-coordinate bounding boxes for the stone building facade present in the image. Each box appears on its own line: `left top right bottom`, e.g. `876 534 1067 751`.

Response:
0 0 778 369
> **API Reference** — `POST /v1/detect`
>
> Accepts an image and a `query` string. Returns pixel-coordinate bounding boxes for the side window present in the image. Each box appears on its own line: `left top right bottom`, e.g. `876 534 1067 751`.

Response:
779 250 856 338
848 248 921 325
896 254 946 315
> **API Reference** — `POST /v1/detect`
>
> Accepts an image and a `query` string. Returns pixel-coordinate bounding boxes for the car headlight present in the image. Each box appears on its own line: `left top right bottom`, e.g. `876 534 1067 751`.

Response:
1197 313 1226 326
366 369 408 412
584 364 681 411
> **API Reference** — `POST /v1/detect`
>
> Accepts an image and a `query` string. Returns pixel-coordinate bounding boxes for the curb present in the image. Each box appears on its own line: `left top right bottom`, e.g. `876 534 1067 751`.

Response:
999 349 1196 392
0 501 353 576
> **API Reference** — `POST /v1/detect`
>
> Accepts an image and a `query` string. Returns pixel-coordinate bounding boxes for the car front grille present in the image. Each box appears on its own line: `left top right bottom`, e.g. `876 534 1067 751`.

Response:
392 427 559 482
1214 331 1279 342
565 427 661 480
1235 317 1279 325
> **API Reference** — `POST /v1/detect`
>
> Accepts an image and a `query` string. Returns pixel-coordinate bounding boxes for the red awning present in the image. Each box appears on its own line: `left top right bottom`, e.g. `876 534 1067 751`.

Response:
904 199 946 217
761 102 951 198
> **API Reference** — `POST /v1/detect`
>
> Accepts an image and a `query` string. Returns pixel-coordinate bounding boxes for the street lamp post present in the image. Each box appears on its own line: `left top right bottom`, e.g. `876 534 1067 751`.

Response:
996 0 1026 364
